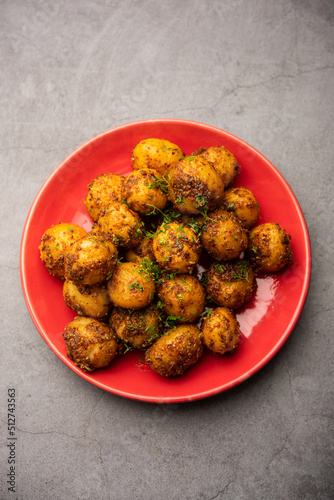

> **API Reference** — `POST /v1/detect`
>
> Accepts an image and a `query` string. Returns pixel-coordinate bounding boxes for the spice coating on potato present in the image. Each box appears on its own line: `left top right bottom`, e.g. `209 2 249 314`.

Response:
168 156 225 214
64 232 117 285
63 316 119 372
39 223 87 279
201 307 240 354
203 261 256 309
145 324 203 377
131 138 184 176
200 209 248 261
152 222 201 274
222 187 260 228
157 274 205 323
110 304 161 349
85 173 124 222
248 222 293 272
194 146 240 188
63 280 111 319
124 237 155 265
107 262 155 309
122 168 168 216
96 200 144 248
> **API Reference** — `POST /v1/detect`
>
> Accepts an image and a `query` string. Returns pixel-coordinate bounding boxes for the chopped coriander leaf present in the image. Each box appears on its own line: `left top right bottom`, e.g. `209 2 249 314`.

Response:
200 309 213 319
164 314 187 327
129 281 144 292
123 342 134 354
147 175 170 194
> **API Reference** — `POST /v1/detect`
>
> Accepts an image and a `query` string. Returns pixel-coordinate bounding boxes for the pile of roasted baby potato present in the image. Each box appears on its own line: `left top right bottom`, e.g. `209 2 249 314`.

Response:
39 137 294 377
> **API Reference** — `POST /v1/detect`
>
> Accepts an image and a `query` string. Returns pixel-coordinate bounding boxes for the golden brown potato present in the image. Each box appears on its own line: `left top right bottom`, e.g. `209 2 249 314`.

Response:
248 222 293 272
64 232 118 285
107 262 155 309
131 138 184 176
110 304 161 349
157 274 205 323
96 200 144 248
124 237 155 264
201 307 240 354
168 156 225 214
200 209 248 261
122 168 168 216
222 187 260 228
145 324 203 377
63 316 119 372
152 222 201 274
194 146 240 188
203 261 256 309
63 280 111 319
39 223 87 279
85 173 124 222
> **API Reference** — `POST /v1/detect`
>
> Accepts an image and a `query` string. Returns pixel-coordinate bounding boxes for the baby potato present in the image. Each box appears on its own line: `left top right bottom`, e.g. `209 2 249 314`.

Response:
157 274 205 323
152 222 201 274
131 138 184 176
63 316 119 372
110 304 161 349
200 209 248 261
248 222 293 272
124 237 155 265
107 262 155 309
194 146 240 188
122 168 168 216
222 187 260 228
96 200 144 248
168 156 225 214
63 280 111 319
39 223 87 279
64 232 117 285
145 324 203 377
203 261 256 309
201 307 240 354
85 173 124 222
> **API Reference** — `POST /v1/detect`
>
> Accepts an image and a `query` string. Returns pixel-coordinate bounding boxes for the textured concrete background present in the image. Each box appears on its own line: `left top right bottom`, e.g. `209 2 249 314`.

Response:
1 0 333 499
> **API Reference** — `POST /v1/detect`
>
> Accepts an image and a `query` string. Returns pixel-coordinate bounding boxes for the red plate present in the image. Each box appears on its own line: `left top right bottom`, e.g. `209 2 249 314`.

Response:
20 119 311 403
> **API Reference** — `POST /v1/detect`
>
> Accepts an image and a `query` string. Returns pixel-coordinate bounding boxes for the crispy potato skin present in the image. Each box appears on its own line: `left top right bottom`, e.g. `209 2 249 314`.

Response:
204 261 256 309
168 156 225 214
248 222 293 272
131 138 184 176
194 146 240 188
85 173 124 222
39 223 87 279
200 209 248 261
63 316 119 372
145 324 203 377
122 168 168 216
222 187 260 228
63 280 111 319
95 200 144 248
64 232 117 285
152 222 201 274
124 237 155 265
201 307 240 354
110 304 161 349
107 262 155 309
157 274 205 323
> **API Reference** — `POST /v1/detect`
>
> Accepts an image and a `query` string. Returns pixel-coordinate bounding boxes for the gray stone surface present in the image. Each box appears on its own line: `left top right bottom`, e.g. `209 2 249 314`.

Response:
1 0 333 499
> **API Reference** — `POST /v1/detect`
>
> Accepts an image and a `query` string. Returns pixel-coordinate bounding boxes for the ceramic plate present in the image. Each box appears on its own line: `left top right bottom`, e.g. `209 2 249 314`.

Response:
20 119 311 403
